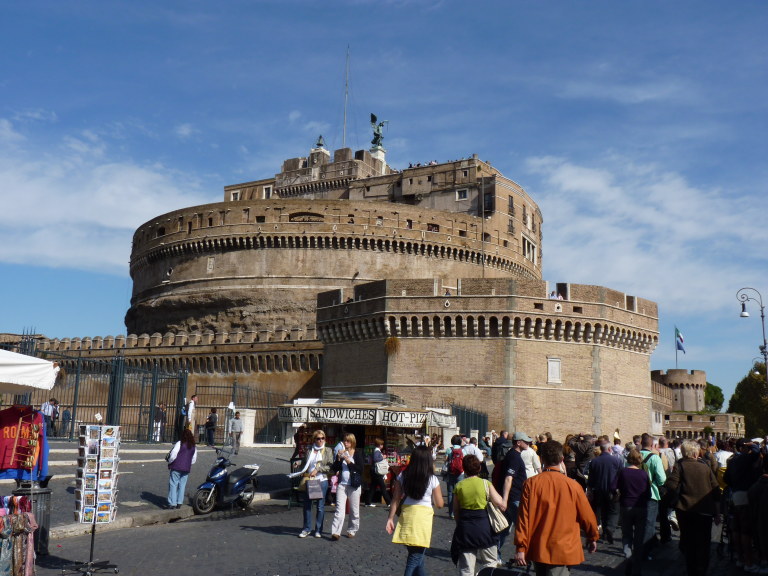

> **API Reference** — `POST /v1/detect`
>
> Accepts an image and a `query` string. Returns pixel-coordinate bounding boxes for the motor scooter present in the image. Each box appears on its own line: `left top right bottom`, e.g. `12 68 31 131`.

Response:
192 445 260 514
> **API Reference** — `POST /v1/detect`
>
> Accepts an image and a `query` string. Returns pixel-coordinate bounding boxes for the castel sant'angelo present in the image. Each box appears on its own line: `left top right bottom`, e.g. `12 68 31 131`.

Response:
29 120 743 440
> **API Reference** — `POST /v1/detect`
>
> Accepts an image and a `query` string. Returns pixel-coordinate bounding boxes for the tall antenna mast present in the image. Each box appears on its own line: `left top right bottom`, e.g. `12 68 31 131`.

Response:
342 46 349 148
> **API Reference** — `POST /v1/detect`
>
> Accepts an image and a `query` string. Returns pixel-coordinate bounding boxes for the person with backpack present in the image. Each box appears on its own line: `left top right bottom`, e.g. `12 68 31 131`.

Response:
639 433 666 558
445 435 465 520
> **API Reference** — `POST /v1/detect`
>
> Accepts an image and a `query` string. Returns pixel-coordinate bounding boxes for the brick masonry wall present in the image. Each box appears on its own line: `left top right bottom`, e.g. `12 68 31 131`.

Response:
322 335 653 441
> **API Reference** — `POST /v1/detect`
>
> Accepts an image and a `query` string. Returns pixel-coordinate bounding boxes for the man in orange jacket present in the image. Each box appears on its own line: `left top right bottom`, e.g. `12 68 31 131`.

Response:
514 440 599 576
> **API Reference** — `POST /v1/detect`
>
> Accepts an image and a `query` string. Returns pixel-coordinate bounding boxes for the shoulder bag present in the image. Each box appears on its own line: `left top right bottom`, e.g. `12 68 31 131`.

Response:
484 480 509 534
374 452 390 476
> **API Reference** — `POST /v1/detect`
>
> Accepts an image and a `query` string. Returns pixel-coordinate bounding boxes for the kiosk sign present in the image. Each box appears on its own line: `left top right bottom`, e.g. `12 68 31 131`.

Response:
377 409 426 427
307 406 376 426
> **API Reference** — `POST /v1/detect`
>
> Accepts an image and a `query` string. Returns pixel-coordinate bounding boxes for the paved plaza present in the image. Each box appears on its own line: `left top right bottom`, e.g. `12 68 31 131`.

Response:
17 443 739 576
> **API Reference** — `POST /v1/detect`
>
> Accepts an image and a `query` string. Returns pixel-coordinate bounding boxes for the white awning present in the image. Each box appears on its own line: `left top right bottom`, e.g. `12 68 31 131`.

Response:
0 348 58 394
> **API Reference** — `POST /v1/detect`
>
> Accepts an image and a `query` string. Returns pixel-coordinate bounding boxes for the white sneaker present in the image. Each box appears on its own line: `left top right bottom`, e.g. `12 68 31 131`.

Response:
298 530 310 538
314 532 322 538
668 516 679 531
367 504 376 507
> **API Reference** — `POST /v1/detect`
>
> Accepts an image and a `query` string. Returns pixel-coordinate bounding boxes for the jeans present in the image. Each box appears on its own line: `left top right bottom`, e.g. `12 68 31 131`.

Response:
404 546 426 576
497 500 520 561
302 479 329 533
206 427 215 446
643 499 659 556
446 474 462 516
168 470 190 507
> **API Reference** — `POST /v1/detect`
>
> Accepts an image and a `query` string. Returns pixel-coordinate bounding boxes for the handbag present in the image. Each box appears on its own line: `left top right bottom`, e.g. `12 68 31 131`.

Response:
485 480 509 534
375 458 390 476
307 478 324 500
349 470 362 489
164 450 172 463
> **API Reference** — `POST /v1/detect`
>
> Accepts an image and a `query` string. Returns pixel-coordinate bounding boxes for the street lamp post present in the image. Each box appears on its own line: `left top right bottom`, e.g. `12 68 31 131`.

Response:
737 287 768 374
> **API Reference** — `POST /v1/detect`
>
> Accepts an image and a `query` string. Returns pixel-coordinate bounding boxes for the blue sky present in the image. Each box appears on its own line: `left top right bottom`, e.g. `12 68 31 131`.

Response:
1 1 767 405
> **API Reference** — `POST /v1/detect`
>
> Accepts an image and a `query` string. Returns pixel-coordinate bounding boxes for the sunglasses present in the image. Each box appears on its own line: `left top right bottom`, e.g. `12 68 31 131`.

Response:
316 436 326 440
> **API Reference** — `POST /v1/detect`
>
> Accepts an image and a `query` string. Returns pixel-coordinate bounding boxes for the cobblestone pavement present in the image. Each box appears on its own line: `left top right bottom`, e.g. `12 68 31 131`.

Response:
36 499 739 576
23 442 295 528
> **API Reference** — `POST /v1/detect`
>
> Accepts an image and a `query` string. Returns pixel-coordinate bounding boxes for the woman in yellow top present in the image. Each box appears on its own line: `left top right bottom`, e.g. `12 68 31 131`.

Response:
451 454 506 575
386 445 444 576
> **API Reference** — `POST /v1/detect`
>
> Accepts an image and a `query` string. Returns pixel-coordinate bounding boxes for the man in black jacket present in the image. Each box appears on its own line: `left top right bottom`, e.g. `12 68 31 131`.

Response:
587 442 621 543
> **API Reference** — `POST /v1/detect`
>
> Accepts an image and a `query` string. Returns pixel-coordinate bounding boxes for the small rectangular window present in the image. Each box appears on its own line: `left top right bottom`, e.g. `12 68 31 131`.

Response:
242 209 249 223
459 230 467 237
405 219 413 229
547 358 562 384
463 170 468 178
263 186 272 199
427 175 432 183
456 189 468 201
231 191 240 201
507 219 515 234
508 196 514 214
256 215 266 223
427 223 440 232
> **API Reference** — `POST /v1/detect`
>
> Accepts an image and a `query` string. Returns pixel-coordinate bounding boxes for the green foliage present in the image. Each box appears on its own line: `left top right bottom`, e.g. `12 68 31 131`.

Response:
728 362 767 437
704 382 724 412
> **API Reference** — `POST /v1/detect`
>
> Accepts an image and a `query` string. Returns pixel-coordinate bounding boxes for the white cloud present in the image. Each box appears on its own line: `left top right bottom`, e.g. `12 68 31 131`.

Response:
288 110 301 123
0 119 25 147
558 78 693 105
174 123 198 139
11 109 58 123
0 118 213 274
526 155 768 318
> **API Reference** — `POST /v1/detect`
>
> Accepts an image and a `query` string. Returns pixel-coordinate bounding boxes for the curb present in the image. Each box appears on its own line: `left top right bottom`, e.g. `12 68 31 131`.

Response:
49 488 292 540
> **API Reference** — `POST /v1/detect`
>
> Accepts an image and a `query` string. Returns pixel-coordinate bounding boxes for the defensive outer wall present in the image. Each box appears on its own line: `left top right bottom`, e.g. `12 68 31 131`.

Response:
316 278 659 440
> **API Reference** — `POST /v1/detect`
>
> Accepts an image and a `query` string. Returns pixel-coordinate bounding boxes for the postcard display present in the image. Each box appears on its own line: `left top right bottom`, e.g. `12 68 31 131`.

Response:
65 425 121 575
76 425 120 524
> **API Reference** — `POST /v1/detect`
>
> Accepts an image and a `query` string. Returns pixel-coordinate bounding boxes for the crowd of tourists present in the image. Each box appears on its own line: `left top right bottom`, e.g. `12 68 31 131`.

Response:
295 428 768 576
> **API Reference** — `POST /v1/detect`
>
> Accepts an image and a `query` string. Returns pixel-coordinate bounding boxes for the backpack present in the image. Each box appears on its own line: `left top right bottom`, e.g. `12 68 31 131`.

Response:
497 441 514 463
448 447 464 476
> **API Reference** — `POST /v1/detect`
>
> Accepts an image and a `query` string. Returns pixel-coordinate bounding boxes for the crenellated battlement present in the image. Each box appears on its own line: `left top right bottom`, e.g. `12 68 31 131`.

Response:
34 326 318 353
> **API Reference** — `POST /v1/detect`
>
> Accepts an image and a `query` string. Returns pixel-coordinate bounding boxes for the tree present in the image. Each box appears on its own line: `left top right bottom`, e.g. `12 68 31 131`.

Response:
704 382 724 412
728 362 768 438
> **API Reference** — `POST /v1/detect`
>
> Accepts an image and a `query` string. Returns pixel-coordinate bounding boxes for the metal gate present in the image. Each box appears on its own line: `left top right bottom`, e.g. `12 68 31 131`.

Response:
1 343 186 443
193 382 287 445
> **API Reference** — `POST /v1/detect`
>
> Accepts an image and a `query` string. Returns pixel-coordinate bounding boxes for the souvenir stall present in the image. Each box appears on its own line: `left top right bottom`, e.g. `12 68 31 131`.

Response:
0 348 57 568
279 400 456 506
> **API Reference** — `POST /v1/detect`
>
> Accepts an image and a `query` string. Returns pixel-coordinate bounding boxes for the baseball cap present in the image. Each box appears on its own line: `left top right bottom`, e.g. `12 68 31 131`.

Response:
513 432 533 443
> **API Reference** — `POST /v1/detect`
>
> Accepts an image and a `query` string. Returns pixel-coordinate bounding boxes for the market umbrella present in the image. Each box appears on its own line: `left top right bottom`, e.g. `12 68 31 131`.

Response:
0 348 58 394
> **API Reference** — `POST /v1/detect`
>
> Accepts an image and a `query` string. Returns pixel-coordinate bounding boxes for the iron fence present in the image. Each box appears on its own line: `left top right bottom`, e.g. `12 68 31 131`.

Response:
1 342 186 443
426 400 488 437
192 383 287 445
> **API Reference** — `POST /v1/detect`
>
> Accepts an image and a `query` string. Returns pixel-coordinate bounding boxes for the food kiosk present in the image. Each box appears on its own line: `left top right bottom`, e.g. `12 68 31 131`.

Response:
279 398 457 505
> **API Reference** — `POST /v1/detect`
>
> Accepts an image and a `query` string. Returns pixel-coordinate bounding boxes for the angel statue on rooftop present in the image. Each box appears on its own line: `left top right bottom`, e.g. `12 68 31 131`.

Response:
370 113 388 148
